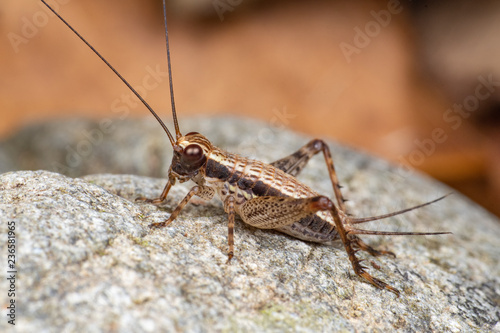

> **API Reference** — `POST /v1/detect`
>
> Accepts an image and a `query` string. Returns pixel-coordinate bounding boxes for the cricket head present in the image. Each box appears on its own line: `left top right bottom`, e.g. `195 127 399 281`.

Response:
167 132 213 183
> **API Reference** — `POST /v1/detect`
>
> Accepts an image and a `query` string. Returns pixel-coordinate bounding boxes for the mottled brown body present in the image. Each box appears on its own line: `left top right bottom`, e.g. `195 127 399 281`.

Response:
161 133 341 244
42 0 450 296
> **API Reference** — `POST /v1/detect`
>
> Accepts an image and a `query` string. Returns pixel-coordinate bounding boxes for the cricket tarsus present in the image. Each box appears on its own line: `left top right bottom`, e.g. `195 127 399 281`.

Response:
45 0 451 296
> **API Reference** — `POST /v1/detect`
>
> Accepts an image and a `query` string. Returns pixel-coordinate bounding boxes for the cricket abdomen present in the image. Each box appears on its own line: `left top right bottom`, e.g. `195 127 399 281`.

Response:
203 148 339 243
276 214 339 243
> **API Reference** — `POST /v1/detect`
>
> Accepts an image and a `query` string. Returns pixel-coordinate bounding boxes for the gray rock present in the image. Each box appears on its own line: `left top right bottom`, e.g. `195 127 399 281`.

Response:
0 117 499 332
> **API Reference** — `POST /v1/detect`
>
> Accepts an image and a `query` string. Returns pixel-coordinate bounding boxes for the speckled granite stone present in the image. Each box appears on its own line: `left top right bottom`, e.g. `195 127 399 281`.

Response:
0 117 499 332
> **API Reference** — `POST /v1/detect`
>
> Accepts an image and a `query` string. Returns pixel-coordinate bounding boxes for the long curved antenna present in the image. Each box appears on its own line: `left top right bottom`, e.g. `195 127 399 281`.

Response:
40 0 176 147
162 0 182 139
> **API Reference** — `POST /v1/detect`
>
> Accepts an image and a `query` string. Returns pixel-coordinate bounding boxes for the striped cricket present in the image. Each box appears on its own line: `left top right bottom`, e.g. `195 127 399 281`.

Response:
42 0 450 296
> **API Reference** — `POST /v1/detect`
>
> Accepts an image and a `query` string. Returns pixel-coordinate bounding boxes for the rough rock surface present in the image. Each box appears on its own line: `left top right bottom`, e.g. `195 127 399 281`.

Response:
1 117 499 332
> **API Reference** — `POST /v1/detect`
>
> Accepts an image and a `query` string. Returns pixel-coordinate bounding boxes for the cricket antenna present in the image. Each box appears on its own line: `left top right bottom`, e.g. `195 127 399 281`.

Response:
162 0 182 139
350 194 451 224
39 0 176 147
347 194 453 236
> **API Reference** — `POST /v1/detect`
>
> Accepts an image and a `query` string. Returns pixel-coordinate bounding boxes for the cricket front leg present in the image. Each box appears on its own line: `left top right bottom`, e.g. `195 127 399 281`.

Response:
136 179 172 204
149 185 215 228
271 139 347 212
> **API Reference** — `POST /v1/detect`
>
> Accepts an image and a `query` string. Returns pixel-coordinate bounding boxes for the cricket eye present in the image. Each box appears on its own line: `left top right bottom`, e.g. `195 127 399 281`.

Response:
181 144 205 167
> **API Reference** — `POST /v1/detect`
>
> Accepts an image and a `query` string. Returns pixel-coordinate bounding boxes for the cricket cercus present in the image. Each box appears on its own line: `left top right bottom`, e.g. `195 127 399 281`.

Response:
41 0 450 296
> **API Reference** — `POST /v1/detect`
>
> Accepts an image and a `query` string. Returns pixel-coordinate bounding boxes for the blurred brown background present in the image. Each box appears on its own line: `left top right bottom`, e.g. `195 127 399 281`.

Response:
1 0 499 217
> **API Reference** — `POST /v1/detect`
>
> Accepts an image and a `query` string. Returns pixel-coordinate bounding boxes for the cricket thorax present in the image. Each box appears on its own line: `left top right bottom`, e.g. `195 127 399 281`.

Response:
203 149 312 200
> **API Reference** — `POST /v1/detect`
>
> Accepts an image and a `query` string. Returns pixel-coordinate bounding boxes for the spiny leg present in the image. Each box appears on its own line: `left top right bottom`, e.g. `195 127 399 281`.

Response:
270 139 348 212
270 139 323 177
224 196 236 262
314 140 348 212
239 194 400 295
272 141 448 294
315 197 401 296
136 179 172 204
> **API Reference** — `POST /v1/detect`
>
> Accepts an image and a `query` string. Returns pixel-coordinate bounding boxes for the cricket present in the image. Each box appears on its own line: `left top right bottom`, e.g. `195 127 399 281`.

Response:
41 0 451 296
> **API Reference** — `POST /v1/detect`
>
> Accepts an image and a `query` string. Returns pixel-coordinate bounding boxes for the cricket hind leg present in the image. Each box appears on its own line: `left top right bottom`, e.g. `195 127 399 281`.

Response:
226 195 330 262
314 197 401 296
270 139 347 211
239 195 400 295
270 139 323 177
271 140 398 293
239 196 333 229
